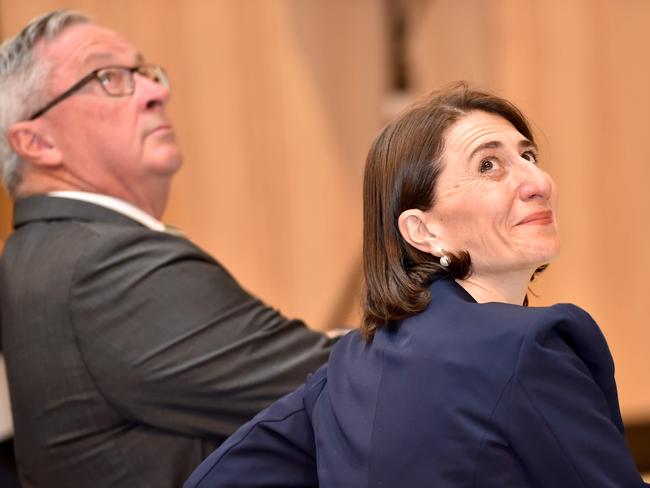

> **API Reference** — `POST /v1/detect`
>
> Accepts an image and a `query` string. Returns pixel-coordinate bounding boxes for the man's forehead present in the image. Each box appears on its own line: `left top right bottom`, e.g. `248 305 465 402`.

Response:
83 50 145 67
38 23 142 71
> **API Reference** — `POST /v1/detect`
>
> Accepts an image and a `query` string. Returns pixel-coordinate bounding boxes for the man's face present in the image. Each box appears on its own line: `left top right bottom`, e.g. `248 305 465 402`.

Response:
36 23 182 202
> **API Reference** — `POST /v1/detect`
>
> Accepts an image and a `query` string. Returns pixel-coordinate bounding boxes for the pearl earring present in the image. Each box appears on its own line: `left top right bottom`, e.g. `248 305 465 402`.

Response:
438 247 450 268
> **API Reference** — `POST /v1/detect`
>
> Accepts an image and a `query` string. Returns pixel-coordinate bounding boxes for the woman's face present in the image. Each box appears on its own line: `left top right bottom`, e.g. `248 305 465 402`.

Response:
427 110 559 276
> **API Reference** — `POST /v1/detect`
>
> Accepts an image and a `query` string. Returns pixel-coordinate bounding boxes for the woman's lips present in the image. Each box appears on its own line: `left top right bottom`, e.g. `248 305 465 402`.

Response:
517 210 553 225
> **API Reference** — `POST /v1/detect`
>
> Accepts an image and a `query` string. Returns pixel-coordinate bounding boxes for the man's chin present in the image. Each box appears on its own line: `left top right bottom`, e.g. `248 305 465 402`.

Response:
147 147 183 175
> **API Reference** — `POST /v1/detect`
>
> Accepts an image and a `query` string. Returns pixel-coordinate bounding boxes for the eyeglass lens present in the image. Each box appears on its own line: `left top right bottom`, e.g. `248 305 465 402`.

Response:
97 65 168 96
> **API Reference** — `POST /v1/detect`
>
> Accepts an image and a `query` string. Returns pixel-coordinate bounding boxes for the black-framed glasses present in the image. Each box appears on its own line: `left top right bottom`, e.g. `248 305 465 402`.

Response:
28 64 169 120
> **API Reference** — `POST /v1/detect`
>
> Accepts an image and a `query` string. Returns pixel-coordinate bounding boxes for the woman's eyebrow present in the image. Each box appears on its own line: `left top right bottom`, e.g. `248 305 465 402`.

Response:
519 139 537 151
468 141 501 160
469 139 537 159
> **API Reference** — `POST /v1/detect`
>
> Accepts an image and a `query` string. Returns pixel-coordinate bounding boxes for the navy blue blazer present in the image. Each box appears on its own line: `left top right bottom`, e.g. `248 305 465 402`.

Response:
186 278 647 487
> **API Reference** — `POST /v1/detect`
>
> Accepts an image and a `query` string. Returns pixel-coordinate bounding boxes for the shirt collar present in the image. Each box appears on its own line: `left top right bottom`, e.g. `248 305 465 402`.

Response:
47 191 166 232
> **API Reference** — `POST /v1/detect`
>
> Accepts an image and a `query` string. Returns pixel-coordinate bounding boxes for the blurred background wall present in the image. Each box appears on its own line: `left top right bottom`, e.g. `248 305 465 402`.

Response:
0 0 648 430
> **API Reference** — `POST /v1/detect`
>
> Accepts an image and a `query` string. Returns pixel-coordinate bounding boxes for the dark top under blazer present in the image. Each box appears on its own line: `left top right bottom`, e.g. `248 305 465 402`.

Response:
0 196 333 488
186 278 647 488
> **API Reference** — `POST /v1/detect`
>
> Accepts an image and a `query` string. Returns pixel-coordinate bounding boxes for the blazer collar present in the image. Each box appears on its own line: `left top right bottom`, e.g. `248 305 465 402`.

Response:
13 195 146 230
428 277 477 305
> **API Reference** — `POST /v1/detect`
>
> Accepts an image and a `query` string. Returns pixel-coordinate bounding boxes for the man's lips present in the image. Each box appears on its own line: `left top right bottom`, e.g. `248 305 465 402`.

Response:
147 124 174 136
517 210 553 225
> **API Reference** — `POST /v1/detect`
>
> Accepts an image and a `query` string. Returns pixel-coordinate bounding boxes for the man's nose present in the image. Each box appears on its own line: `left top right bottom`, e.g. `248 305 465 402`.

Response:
135 73 171 110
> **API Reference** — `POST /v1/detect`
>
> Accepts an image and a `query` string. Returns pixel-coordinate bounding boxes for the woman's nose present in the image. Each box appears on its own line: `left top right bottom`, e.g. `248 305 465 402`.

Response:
517 162 553 202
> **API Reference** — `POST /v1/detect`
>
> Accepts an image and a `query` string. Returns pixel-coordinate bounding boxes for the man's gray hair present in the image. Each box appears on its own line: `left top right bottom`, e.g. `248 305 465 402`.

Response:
0 9 91 196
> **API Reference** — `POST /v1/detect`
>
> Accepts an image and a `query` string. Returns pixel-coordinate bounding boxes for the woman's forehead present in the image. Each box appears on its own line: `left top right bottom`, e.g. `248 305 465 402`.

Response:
444 111 528 156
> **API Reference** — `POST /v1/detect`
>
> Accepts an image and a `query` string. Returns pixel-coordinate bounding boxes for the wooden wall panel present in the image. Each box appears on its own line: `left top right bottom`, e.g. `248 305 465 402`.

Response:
0 0 388 329
406 0 650 421
0 188 10 247
0 6 11 248
1 0 648 421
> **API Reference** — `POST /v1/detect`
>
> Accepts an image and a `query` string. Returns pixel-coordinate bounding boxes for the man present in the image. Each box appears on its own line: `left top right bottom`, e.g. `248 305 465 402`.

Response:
0 10 333 487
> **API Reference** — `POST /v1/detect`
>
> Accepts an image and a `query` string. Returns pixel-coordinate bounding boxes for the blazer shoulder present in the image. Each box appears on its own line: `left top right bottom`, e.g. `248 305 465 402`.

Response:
518 303 609 359
453 300 603 343
68 218 218 276
513 303 615 391
414 280 580 341
410 297 611 384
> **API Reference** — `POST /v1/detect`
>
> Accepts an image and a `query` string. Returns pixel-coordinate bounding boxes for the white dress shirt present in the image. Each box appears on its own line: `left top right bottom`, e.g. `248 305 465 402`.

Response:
47 191 167 231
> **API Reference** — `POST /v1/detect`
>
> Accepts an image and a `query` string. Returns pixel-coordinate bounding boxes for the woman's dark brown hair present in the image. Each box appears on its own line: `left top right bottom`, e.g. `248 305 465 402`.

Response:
361 82 537 341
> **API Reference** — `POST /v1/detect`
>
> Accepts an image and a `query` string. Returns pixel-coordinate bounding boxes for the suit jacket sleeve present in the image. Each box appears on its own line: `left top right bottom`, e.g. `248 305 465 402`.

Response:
508 304 647 487
184 365 327 488
69 227 334 440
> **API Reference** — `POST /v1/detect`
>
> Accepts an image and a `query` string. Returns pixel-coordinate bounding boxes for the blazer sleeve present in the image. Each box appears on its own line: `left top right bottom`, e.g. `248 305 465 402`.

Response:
508 304 647 487
69 228 334 439
184 365 327 488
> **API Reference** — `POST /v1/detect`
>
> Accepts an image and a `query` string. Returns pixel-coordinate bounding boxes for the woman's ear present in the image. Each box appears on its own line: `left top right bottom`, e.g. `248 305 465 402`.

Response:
398 209 443 255
8 121 62 167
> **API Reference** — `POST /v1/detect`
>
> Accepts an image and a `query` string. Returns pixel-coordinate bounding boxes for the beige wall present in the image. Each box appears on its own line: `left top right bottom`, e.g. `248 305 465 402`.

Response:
0 188 10 245
1 0 648 421
405 0 650 421
0 0 386 330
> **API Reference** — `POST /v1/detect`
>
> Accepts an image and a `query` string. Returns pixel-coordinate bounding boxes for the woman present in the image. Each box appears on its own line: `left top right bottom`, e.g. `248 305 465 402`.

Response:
185 85 648 487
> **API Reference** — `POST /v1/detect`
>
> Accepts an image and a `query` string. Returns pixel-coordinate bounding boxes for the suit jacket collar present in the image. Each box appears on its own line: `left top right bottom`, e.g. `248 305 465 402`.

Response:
13 195 146 230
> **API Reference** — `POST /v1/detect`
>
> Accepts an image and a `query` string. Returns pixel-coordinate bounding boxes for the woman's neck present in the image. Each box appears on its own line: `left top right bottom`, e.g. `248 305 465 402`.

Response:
456 270 534 305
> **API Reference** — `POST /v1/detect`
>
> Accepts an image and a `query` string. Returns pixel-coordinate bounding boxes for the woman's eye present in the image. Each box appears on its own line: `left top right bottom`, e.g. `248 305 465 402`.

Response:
479 159 495 173
522 150 538 164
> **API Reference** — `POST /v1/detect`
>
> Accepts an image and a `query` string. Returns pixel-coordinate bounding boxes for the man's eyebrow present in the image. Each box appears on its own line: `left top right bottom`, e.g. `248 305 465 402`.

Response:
82 51 145 67
468 139 537 159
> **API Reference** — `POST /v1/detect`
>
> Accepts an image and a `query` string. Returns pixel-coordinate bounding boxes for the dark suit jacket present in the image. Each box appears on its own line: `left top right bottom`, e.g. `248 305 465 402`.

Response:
186 278 647 487
0 195 333 488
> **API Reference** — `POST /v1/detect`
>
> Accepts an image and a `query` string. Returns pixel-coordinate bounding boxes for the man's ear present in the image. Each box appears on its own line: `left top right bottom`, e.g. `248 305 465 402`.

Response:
8 121 62 167
398 209 444 255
